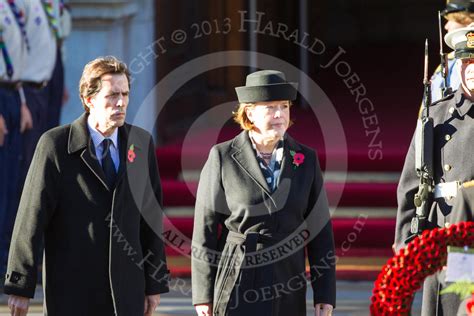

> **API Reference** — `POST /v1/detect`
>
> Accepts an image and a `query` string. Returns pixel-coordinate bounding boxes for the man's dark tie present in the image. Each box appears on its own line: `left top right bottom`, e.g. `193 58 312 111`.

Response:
101 139 116 187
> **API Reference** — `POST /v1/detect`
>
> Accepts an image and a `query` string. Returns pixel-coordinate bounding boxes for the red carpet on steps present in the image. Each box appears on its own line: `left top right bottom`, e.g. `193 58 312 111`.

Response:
162 180 398 208
157 103 415 179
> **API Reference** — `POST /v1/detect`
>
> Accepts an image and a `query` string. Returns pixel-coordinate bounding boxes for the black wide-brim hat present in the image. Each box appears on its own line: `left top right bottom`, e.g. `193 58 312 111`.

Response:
442 0 474 16
235 70 298 103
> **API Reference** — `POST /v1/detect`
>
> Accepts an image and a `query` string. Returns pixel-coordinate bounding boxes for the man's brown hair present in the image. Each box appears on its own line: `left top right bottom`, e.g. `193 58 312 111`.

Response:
79 56 131 112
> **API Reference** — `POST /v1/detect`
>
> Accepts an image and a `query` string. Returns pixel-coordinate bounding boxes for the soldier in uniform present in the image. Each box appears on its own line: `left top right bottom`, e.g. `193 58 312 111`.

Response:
45 0 71 130
431 0 474 102
395 25 474 315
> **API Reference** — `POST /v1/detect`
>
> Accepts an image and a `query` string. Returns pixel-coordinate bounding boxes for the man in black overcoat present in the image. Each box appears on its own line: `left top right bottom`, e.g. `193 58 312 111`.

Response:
4 56 169 316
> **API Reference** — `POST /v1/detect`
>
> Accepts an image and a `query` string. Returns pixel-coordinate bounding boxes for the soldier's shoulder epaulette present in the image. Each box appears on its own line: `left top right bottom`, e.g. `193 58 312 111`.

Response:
447 51 455 59
430 91 455 107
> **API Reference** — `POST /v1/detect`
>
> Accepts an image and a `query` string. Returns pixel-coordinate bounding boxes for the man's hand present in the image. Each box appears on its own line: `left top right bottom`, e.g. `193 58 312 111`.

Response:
315 303 334 316
144 294 160 316
0 114 8 146
195 304 213 316
8 295 30 316
20 103 33 133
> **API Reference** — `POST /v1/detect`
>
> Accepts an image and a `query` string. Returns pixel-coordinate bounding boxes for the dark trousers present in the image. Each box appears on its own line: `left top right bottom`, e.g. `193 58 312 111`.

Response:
45 47 64 131
17 86 48 204
0 87 21 276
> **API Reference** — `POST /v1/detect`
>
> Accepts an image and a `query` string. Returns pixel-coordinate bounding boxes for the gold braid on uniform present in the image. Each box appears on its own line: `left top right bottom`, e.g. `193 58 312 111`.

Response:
462 180 474 188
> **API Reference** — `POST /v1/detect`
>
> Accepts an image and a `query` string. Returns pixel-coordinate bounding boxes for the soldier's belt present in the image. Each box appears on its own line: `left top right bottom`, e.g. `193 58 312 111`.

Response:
433 181 474 198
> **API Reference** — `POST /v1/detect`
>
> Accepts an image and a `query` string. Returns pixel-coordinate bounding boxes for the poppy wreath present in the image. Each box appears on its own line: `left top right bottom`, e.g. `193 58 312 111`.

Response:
370 221 474 316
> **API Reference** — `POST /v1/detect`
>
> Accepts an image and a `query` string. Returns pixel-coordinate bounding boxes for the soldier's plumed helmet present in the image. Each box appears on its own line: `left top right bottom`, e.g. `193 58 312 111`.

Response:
445 25 474 59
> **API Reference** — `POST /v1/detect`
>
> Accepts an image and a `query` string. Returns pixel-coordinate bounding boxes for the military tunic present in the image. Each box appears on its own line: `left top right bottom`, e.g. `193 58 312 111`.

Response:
395 88 474 315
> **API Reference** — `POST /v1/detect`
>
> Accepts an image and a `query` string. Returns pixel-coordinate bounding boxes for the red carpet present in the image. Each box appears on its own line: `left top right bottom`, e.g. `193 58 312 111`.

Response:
157 99 415 177
162 180 398 208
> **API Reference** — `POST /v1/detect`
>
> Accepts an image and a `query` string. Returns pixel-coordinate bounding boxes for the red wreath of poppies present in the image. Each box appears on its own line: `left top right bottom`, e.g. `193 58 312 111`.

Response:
370 221 474 316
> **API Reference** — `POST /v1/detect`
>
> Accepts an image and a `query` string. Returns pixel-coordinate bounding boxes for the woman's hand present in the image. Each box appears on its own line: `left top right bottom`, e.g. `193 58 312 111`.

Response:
195 303 213 316
315 303 333 316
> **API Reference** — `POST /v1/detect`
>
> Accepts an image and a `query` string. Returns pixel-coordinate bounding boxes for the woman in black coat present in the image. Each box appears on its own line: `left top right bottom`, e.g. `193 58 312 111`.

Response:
191 70 336 316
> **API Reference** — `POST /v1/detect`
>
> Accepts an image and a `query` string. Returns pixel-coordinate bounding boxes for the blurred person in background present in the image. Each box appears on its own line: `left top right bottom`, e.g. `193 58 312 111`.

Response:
45 0 71 130
17 0 69 207
0 0 31 286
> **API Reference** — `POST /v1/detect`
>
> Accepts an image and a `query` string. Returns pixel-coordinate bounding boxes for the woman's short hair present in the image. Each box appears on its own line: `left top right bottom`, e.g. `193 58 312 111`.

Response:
233 101 293 130
233 102 255 130
79 56 130 113
446 11 474 25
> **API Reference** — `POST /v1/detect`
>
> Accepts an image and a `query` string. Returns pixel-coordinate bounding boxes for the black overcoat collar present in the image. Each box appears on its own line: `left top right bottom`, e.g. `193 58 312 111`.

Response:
229 130 302 195
67 113 143 191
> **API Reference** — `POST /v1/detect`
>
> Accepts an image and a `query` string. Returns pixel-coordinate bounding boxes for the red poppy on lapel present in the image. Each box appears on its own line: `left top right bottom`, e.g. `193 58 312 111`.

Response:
290 150 304 169
128 144 136 163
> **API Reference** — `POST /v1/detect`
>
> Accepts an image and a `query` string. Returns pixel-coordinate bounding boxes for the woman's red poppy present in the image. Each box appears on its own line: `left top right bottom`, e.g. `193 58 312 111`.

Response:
293 152 305 166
